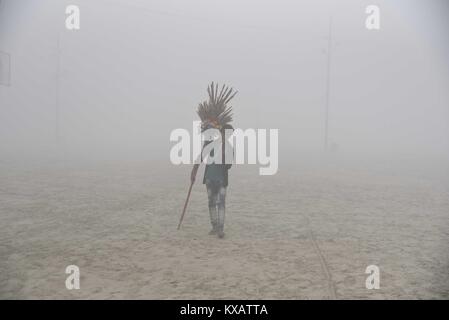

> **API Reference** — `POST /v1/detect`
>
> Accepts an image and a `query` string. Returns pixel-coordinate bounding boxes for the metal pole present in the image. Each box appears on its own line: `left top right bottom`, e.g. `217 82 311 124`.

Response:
324 16 332 151
55 32 61 144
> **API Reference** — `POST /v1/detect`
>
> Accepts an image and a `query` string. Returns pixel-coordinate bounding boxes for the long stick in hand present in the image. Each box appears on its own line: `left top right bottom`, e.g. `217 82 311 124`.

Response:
177 181 194 230
177 167 198 230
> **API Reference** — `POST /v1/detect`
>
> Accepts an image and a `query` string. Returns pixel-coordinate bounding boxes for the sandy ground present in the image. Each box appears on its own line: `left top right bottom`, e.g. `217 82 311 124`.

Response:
0 158 448 299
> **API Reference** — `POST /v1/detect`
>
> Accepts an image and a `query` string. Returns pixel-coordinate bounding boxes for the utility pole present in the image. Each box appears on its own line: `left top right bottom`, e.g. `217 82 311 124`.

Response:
324 16 332 151
55 32 61 145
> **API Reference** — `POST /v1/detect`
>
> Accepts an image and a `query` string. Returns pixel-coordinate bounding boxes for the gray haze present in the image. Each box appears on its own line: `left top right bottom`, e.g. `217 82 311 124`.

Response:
1 0 449 300
1 0 449 167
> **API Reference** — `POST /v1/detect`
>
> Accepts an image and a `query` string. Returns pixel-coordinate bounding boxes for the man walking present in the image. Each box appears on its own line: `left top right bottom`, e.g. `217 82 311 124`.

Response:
190 83 237 239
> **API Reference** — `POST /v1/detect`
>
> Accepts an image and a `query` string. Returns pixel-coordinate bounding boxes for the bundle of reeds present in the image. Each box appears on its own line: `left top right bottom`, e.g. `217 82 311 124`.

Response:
197 82 237 127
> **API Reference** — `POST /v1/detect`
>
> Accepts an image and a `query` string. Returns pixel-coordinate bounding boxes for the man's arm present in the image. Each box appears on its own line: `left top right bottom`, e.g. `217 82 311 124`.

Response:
191 141 208 183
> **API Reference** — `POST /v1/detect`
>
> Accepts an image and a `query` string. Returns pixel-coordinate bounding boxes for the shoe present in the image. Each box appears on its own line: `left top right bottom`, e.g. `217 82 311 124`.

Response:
208 229 217 235
217 230 225 239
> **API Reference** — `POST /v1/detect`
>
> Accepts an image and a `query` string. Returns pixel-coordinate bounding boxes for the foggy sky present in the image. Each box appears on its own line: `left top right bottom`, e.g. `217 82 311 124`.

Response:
1 0 448 164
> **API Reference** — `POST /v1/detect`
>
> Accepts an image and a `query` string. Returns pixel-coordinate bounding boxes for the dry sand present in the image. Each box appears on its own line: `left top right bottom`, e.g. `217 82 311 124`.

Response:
0 158 448 299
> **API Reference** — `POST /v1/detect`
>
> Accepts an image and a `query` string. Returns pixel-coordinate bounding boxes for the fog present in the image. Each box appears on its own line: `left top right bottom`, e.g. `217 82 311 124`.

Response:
2 1 449 300
1 0 449 168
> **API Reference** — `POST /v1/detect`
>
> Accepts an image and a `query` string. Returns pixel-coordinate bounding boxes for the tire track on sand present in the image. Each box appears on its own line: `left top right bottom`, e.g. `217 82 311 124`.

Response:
304 215 337 299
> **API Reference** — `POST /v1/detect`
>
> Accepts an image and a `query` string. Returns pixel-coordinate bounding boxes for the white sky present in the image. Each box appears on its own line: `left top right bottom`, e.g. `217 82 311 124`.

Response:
0 0 448 162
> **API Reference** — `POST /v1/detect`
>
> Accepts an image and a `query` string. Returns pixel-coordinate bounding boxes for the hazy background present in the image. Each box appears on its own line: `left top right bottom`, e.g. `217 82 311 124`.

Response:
0 0 448 168
1 1 449 299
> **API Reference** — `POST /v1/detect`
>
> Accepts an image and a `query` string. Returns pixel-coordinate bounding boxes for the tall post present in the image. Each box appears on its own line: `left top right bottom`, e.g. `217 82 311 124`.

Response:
55 32 61 145
324 17 332 151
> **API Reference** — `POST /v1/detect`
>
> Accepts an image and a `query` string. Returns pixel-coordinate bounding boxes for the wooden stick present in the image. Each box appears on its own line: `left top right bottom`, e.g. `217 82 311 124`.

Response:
177 179 195 230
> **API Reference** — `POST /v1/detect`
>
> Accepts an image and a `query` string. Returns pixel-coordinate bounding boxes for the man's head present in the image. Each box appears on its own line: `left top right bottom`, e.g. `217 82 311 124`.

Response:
201 119 221 132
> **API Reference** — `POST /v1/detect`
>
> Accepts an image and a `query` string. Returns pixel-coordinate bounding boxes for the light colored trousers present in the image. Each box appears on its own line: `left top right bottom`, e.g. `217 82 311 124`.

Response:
206 179 227 231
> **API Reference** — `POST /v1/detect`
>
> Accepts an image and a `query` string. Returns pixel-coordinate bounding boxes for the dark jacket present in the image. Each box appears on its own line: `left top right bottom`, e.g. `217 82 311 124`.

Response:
201 138 233 187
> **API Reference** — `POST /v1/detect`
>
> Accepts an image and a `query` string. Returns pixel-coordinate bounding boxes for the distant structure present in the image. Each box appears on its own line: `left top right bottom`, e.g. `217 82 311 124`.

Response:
55 34 61 143
0 51 11 86
324 17 333 151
